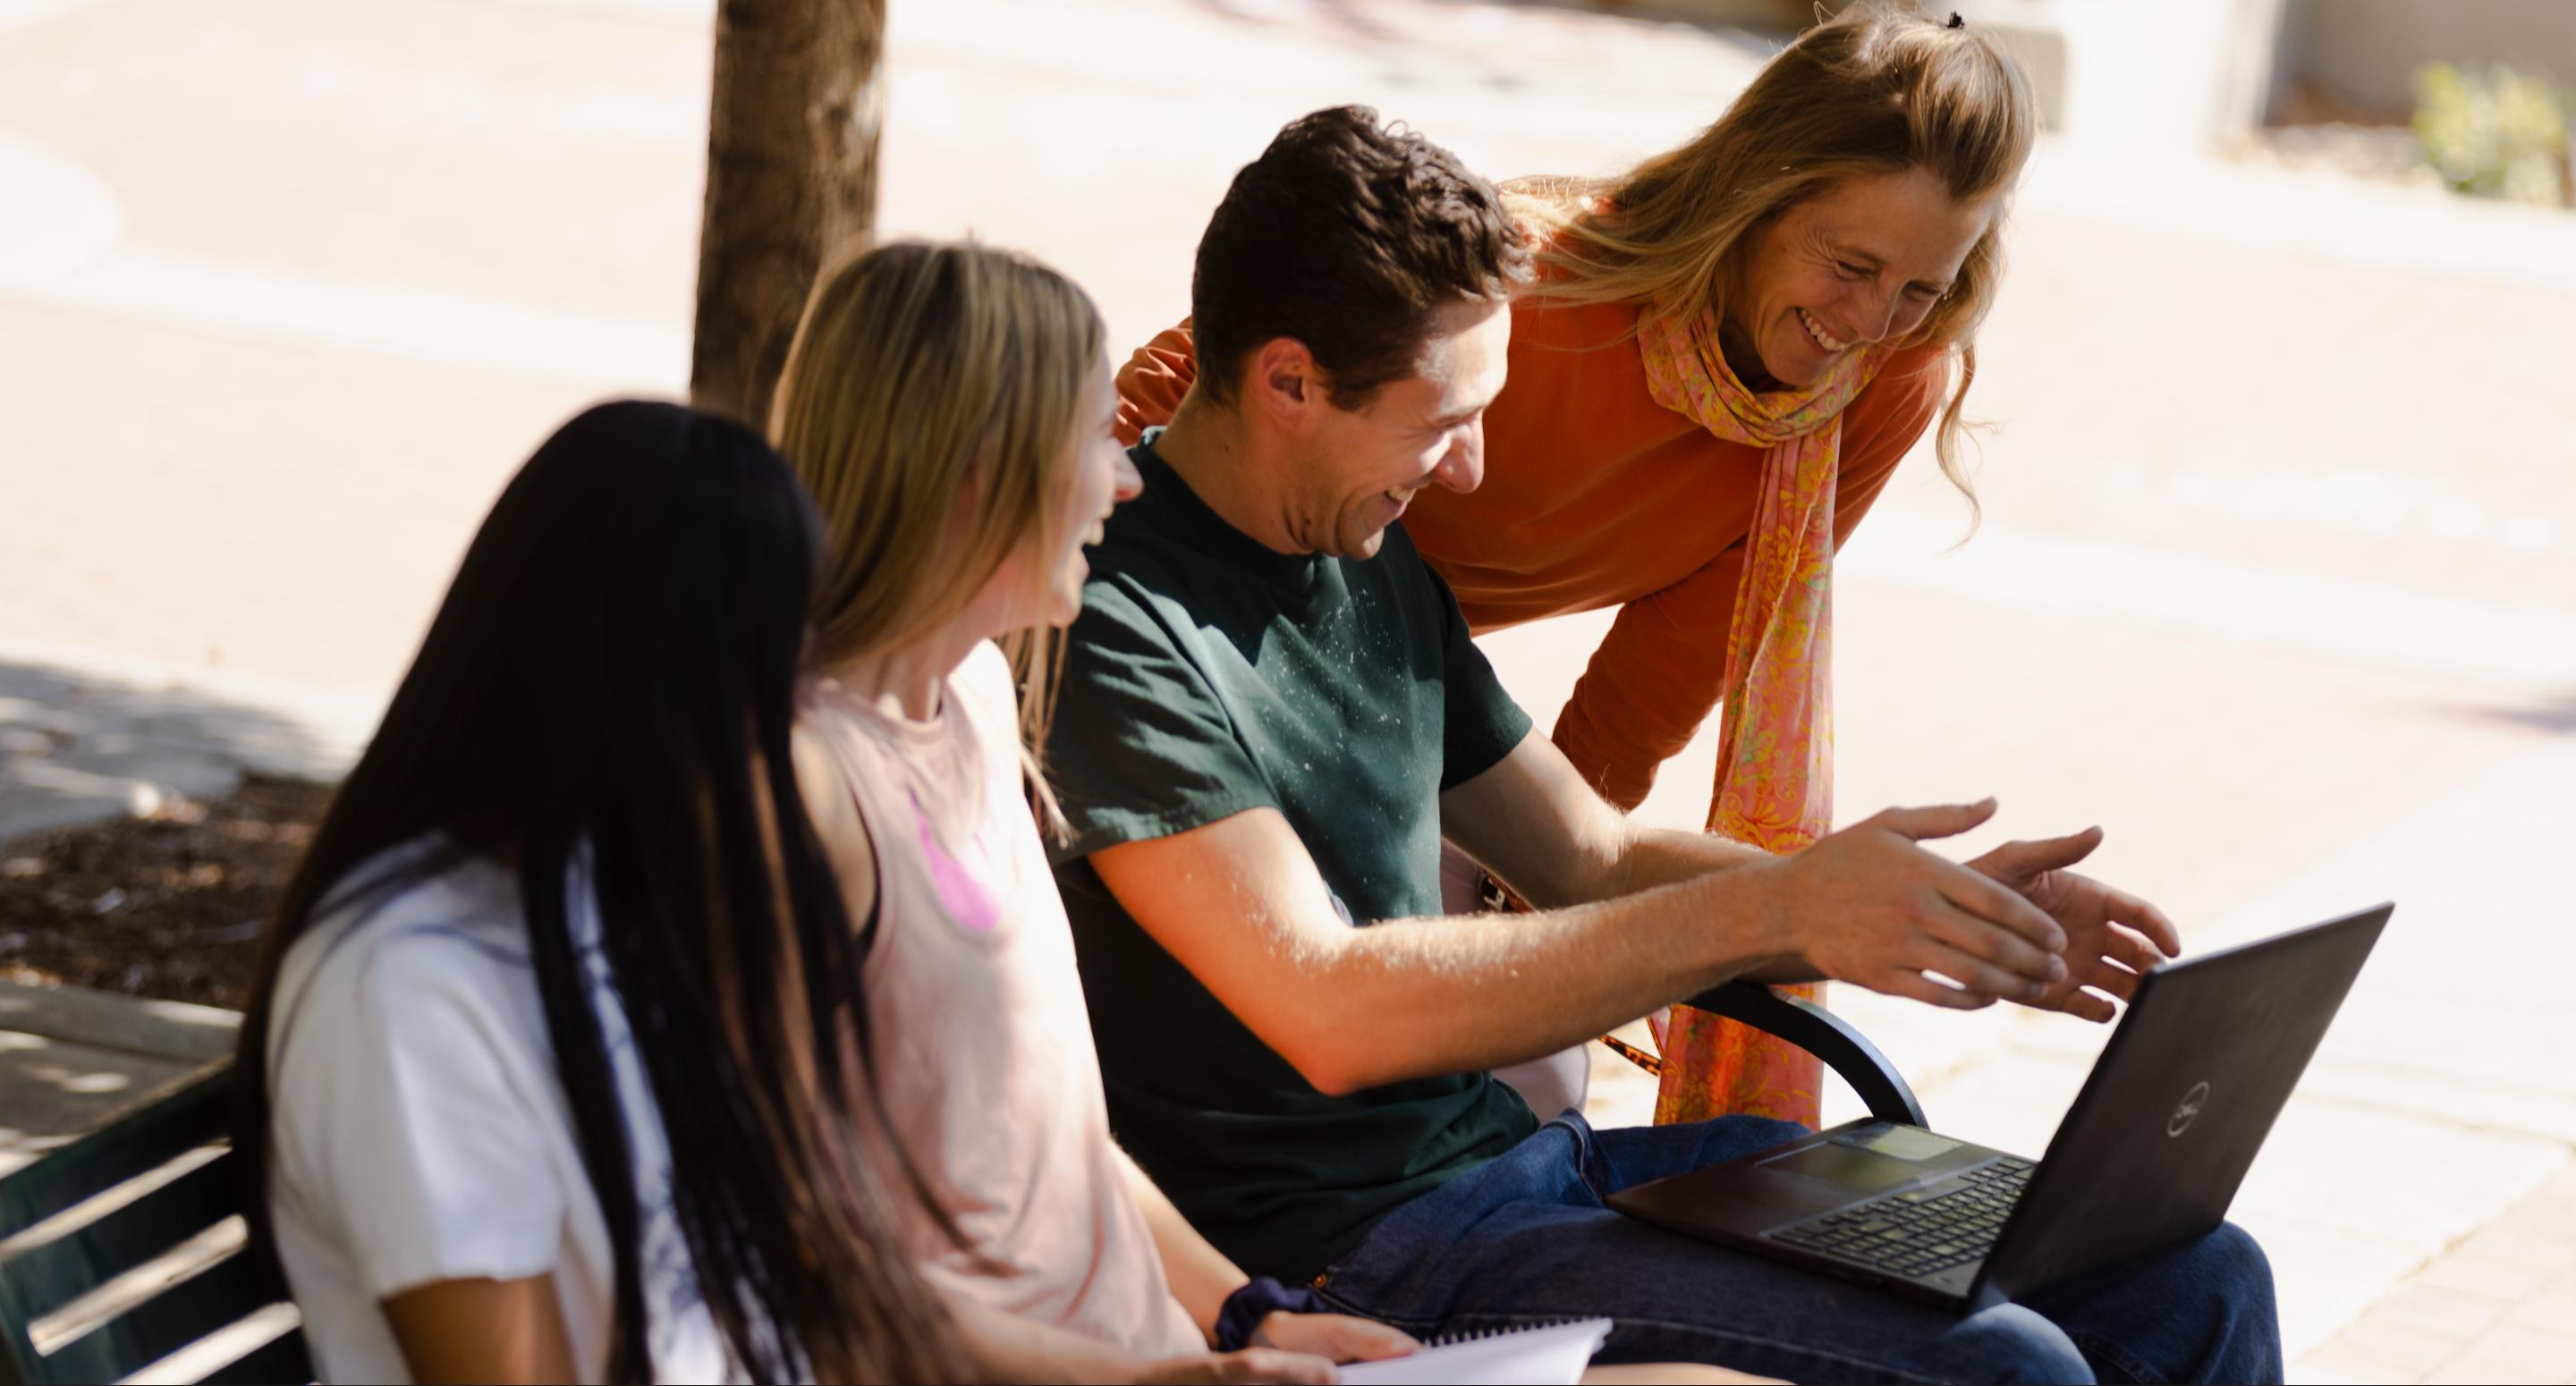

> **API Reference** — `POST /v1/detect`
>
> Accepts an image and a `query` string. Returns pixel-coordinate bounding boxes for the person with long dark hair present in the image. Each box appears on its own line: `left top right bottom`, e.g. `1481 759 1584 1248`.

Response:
236 401 974 1383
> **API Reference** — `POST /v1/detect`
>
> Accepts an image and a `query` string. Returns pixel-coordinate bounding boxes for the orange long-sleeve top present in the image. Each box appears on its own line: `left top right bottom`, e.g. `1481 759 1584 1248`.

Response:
1114 297 1949 812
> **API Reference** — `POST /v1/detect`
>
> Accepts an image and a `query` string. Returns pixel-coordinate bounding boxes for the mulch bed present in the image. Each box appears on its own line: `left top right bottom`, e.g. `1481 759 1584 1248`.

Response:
0 775 335 1010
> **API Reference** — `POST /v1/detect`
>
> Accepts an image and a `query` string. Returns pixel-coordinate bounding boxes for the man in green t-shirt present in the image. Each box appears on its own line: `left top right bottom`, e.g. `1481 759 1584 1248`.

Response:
1046 106 2280 1382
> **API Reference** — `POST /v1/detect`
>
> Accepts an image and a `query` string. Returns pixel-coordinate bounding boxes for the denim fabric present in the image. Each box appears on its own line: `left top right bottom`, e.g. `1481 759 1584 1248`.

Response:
1309 1112 2283 1385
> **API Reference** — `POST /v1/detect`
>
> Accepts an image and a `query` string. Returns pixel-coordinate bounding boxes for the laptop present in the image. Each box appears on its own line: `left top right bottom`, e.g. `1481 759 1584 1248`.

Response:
1606 903 2391 1313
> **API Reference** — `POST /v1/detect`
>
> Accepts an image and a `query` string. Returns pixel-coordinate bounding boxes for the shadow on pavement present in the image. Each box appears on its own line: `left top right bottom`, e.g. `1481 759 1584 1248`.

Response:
2457 689 2576 738
0 658 348 842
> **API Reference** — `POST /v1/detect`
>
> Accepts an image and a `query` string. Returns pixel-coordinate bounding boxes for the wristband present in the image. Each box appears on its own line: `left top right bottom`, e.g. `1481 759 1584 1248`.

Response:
1214 1276 1325 1352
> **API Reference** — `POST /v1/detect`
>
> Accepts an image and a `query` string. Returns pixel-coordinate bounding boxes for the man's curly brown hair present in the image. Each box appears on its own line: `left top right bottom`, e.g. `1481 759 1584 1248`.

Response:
1190 105 1531 411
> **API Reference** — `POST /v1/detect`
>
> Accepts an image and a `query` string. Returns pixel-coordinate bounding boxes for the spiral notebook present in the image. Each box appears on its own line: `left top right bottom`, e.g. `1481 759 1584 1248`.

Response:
1337 1317 1612 1385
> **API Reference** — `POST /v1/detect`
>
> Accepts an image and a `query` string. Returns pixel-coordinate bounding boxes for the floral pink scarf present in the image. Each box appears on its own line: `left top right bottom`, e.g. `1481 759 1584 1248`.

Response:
1636 306 1882 1128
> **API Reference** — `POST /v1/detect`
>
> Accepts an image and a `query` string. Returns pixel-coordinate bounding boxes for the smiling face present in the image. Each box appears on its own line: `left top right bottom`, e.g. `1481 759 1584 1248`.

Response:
1289 296 1511 560
993 357 1140 630
1719 167 1996 390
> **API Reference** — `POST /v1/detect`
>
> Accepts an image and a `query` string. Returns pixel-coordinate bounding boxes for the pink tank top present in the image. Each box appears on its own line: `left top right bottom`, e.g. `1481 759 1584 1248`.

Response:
806 643 1202 1356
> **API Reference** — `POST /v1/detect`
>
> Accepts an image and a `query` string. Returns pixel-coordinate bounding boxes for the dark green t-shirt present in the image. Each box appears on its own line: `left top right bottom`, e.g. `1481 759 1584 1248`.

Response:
1046 435 1541 1281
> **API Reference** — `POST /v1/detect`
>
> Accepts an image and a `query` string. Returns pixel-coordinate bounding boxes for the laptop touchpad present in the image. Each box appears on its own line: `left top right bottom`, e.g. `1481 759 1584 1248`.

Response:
1758 1141 1930 1193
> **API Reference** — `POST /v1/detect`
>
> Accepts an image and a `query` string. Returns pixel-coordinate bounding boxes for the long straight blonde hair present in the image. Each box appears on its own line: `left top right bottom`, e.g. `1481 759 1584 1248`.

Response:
1507 1 2035 522
770 240 1106 811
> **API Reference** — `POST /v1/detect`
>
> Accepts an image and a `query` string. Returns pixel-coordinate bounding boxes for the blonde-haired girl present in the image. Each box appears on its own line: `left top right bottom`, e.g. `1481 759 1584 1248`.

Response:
770 239 1419 1383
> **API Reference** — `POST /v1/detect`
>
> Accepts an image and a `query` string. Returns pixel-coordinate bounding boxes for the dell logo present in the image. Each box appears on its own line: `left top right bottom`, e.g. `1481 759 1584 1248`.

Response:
2168 1080 2212 1137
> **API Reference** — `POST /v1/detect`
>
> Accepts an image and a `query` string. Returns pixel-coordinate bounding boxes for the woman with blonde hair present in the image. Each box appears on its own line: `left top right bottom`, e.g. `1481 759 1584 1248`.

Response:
1114 2 2181 1131
767 238 1427 1383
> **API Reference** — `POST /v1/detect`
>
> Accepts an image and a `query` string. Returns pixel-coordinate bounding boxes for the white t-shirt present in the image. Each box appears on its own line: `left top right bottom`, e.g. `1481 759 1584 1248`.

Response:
264 838 729 1384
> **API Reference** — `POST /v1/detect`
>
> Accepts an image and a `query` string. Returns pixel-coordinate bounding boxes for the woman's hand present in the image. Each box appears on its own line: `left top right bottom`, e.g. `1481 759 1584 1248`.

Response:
1254 1311 1419 1364
1134 1348 1339 1383
1966 826 2182 1022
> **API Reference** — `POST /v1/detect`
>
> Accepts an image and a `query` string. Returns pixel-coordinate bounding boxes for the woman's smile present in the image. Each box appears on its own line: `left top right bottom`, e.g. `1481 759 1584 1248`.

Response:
1796 306 1852 353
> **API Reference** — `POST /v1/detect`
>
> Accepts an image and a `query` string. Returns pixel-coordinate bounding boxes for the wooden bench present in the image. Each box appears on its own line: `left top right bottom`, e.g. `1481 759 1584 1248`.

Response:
0 1064 310 1385
0 986 1909 1386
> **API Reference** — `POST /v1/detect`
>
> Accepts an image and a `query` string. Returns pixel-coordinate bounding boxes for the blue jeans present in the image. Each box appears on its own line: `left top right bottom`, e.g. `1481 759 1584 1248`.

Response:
1309 1112 2282 1384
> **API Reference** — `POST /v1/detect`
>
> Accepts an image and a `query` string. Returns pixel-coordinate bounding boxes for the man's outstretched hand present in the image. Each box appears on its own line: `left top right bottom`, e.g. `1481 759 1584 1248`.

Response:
1762 799 2070 1010
1966 827 2182 1022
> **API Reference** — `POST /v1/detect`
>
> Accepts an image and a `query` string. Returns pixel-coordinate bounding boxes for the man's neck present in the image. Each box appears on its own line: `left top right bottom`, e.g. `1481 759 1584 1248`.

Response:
1149 391 1309 556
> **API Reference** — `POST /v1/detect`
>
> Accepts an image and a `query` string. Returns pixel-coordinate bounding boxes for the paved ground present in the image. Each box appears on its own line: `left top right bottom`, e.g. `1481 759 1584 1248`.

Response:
2290 1163 2576 1386
0 977 236 1175
2 0 2572 1379
0 638 372 841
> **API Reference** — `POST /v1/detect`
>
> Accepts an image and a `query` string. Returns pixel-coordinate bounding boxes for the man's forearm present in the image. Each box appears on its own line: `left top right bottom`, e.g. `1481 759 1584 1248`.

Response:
1491 822 1770 911
1292 864 1792 1094
1594 824 1775 900
1093 801 1795 1103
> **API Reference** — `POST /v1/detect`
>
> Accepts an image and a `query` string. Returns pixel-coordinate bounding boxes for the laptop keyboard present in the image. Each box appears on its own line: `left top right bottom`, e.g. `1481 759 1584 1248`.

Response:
1769 1156 2035 1280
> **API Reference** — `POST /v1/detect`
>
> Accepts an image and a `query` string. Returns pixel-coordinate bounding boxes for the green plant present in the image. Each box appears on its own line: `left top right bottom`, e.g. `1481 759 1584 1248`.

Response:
2411 61 2572 208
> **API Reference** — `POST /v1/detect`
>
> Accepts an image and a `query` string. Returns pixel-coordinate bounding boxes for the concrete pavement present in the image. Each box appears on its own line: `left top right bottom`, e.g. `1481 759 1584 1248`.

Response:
0 638 370 841
0 978 237 1176
2 0 2571 1377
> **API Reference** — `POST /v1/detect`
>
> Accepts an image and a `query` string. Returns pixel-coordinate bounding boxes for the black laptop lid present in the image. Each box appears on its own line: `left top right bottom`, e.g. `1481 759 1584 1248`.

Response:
1975 903 2391 1306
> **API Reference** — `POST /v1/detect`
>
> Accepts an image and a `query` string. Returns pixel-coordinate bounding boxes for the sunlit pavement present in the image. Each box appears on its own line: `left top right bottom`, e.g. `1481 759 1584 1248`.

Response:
3 0 2572 1377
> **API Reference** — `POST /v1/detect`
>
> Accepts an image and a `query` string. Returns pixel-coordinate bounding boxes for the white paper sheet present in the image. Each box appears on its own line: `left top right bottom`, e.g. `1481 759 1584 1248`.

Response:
1337 1317 1613 1386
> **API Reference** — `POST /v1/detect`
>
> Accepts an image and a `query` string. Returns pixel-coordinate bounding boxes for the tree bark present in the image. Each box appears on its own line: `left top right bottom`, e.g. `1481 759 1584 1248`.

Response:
689 0 885 428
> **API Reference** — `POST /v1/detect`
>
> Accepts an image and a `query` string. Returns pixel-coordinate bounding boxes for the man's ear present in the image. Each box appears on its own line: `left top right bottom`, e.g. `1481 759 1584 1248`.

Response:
1248 337 1323 425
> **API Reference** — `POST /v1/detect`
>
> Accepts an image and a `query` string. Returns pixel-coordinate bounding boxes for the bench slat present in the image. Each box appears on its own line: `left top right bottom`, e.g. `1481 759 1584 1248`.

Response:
4 1154 242 1325
198 1329 313 1386
38 1245 282 1386
0 1073 229 1239
0 1065 311 1385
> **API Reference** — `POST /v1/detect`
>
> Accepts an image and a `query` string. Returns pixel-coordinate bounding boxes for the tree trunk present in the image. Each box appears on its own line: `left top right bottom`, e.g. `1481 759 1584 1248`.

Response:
689 0 885 428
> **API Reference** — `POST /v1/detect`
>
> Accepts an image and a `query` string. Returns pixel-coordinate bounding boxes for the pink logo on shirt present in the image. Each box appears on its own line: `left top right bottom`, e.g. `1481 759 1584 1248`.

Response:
910 790 999 934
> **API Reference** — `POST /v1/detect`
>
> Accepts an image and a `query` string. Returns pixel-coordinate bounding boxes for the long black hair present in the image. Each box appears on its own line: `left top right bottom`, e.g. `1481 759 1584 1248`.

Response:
235 401 972 1383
